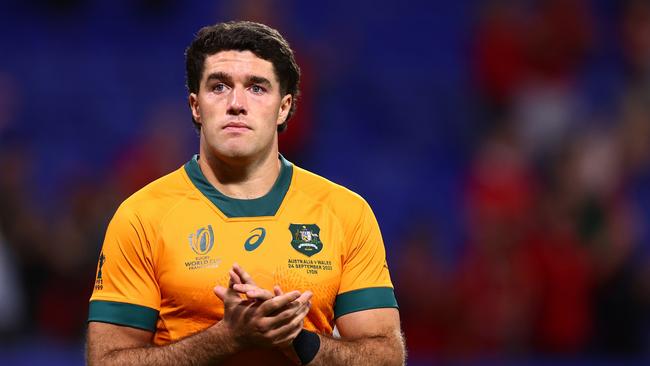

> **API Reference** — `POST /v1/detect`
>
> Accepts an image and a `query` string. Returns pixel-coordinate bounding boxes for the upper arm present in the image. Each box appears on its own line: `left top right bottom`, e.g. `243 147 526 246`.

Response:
88 205 161 332
335 308 405 365
332 199 403 350
335 200 398 319
86 205 162 363
334 308 401 340
87 322 154 364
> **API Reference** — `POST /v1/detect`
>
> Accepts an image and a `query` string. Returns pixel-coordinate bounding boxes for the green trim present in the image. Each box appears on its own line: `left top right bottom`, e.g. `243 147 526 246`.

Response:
88 300 159 332
184 154 293 218
334 287 398 319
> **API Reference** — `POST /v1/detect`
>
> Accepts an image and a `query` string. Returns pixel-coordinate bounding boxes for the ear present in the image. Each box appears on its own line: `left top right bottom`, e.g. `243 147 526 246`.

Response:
276 94 292 126
189 93 201 125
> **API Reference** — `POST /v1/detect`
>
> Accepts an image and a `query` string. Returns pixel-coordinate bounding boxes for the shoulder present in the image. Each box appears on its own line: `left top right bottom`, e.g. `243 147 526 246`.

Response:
114 165 193 224
291 165 372 218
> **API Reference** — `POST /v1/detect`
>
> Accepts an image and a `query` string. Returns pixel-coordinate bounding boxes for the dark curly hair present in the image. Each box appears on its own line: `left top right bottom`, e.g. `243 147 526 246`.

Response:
185 21 300 133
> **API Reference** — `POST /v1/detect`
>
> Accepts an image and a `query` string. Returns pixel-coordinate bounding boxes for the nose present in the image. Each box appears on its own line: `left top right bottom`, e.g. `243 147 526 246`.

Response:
227 86 247 116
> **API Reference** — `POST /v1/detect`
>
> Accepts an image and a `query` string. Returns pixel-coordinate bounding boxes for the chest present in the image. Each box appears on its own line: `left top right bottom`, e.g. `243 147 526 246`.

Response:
153 202 344 323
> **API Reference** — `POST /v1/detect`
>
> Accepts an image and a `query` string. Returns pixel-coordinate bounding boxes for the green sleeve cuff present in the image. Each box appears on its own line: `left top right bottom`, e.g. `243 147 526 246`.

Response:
88 300 159 332
334 287 398 319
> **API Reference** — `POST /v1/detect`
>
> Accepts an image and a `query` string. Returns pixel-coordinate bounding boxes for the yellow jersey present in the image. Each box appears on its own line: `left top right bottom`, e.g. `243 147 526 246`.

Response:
88 155 397 361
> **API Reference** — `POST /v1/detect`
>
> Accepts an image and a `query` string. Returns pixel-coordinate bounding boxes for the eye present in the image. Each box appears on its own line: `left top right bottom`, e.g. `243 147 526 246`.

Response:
212 83 227 93
250 85 266 94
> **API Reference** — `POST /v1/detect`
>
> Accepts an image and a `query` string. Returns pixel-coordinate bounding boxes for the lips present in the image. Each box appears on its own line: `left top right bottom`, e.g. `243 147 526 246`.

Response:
223 121 251 130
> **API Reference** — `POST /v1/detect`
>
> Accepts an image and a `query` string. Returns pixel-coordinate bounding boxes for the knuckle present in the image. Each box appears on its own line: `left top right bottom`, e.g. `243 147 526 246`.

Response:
265 299 277 309
262 330 275 341
280 311 293 322
290 316 304 329
253 320 268 333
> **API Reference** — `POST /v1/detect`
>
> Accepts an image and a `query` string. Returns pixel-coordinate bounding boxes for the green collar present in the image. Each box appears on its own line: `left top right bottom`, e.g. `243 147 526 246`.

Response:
184 155 293 218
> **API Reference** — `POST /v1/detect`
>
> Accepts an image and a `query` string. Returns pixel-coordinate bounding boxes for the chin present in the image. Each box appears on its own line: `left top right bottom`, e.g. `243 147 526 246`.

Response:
215 145 255 160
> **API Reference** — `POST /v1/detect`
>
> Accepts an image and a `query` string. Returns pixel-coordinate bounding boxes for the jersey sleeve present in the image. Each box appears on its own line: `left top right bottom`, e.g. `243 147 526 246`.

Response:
88 205 160 332
334 200 398 318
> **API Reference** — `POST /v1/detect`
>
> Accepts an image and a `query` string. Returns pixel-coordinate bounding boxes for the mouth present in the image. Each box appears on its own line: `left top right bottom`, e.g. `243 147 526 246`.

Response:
222 121 251 132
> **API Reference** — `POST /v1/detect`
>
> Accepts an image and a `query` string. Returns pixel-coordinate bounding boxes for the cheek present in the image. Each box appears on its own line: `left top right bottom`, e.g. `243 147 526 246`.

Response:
249 93 280 109
257 99 281 119
199 95 226 114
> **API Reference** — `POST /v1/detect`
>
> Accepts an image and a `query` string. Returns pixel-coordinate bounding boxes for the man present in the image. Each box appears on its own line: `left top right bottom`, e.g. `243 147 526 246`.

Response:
86 21 404 365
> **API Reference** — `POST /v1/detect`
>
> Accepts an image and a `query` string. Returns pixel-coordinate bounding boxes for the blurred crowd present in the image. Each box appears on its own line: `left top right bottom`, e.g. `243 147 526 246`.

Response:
0 101 190 342
0 0 649 364
398 0 650 362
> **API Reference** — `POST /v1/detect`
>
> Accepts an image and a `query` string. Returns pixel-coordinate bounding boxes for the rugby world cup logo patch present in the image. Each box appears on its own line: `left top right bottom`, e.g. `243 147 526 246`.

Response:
188 225 215 255
289 224 323 257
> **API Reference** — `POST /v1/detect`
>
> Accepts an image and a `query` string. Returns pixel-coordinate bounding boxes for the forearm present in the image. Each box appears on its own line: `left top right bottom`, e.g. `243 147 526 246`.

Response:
89 322 239 366
308 330 405 366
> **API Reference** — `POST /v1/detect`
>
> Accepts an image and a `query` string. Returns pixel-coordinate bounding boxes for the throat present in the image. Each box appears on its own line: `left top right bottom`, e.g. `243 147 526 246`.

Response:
198 153 281 200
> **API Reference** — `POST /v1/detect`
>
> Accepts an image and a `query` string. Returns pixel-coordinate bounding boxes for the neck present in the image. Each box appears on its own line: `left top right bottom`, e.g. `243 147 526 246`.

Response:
197 147 281 200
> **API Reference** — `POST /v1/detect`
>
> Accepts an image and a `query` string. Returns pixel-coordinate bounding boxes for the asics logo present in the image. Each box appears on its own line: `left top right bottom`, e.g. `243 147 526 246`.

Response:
244 227 266 251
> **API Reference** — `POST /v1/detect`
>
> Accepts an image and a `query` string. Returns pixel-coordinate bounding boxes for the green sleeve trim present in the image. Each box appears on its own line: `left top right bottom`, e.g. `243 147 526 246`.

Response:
334 287 398 319
88 300 159 332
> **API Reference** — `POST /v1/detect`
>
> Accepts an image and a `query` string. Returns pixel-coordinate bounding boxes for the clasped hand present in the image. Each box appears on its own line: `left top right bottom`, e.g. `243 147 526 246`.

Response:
213 263 313 350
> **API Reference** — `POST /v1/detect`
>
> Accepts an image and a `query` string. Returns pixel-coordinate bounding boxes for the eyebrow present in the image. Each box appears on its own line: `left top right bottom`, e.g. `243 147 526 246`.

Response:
248 76 272 88
206 72 232 84
205 72 273 89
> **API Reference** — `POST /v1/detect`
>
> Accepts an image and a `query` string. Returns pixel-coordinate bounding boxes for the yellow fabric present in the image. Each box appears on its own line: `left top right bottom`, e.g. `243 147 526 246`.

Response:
90 159 393 346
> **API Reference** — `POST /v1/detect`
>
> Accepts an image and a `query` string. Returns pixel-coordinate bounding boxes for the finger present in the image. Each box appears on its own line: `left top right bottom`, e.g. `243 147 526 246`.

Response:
229 269 243 287
273 325 306 349
212 286 245 303
266 305 311 346
295 291 313 305
274 285 284 296
288 294 312 320
261 300 304 329
232 284 275 301
228 271 249 300
262 290 313 329
232 283 258 294
267 290 311 317
258 290 301 315
214 285 228 301
233 263 257 286
247 288 274 301
286 291 312 310
214 285 243 305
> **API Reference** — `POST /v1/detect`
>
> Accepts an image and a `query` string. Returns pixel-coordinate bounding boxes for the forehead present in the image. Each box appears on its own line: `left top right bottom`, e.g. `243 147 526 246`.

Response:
202 50 277 83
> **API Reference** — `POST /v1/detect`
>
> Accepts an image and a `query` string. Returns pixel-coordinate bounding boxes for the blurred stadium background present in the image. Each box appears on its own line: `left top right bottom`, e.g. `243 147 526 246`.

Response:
1 0 649 365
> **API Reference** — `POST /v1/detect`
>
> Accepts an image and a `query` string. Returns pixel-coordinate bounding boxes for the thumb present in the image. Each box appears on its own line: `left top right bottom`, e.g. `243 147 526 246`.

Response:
214 285 228 302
